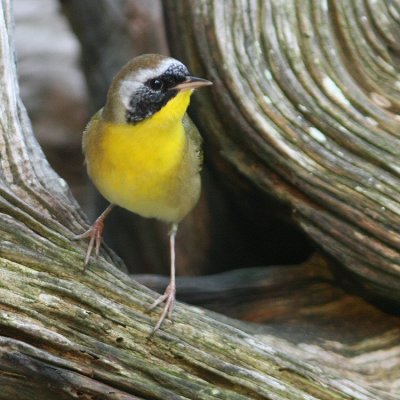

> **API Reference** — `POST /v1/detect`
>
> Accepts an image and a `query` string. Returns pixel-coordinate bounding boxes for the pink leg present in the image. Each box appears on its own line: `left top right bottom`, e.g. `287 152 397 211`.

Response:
74 204 114 267
148 223 178 333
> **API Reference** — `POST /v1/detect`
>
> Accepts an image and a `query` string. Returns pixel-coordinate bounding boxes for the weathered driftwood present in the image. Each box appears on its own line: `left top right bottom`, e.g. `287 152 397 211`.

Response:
1 1 400 399
136 254 400 340
163 0 400 303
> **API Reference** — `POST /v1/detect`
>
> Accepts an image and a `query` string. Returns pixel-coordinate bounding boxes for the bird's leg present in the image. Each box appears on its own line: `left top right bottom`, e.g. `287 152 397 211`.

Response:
148 223 178 333
73 204 114 266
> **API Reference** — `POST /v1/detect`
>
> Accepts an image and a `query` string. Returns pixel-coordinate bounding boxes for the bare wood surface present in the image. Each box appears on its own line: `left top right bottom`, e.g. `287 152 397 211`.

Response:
0 1 399 399
136 254 400 342
136 255 400 397
163 0 400 303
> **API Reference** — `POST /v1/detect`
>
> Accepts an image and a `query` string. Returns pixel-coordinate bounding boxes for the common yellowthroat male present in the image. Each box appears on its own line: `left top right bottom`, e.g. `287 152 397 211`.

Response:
76 54 212 332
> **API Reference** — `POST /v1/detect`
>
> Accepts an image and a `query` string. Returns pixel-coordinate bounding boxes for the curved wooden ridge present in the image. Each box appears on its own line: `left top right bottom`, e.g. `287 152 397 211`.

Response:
163 0 400 302
0 0 399 398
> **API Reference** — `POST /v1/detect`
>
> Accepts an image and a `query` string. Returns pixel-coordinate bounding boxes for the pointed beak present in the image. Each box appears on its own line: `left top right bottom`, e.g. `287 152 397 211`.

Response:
173 76 213 91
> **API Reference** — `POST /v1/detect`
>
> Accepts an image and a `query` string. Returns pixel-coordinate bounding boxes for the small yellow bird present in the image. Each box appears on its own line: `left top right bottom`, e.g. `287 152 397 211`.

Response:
76 54 212 332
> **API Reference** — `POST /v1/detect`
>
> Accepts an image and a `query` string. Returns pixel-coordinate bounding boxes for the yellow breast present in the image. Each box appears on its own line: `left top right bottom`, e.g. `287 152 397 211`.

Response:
83 90 200 222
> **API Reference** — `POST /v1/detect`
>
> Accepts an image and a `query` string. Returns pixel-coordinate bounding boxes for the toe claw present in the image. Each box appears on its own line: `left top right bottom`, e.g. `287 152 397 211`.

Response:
75 220 104 267
73 205 114 268
149 283 176 333
148 294 167 312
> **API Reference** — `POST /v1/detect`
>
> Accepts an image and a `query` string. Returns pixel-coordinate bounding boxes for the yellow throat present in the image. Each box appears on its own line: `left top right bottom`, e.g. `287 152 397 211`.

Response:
84 89 195 221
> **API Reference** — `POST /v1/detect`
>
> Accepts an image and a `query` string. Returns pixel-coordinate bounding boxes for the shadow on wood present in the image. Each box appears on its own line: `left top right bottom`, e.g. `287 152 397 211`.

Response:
0 0 399 399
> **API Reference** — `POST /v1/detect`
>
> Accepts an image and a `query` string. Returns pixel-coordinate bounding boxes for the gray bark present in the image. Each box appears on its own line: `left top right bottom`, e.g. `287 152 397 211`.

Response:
0 1 399 399
163 0 400 303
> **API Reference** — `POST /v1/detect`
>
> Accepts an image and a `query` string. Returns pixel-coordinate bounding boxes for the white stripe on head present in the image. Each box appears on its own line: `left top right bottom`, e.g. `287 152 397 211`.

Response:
118 57 186 109
133 58 184 83
119 80 141 109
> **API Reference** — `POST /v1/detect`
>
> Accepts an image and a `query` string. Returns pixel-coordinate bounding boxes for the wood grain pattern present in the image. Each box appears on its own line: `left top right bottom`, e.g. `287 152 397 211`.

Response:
163 0 400 303
0 0 399 398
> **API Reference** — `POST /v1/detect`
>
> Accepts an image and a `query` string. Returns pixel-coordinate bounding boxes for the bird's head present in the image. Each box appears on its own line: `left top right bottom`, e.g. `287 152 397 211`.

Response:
103 54 212 125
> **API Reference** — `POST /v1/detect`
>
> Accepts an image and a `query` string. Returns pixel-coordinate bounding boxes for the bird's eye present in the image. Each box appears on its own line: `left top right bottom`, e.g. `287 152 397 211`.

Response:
149 78 164 91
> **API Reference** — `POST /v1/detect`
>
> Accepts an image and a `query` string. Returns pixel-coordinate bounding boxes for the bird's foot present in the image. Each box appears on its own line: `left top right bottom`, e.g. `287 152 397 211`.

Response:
72 217 105 267
148 282 176 333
